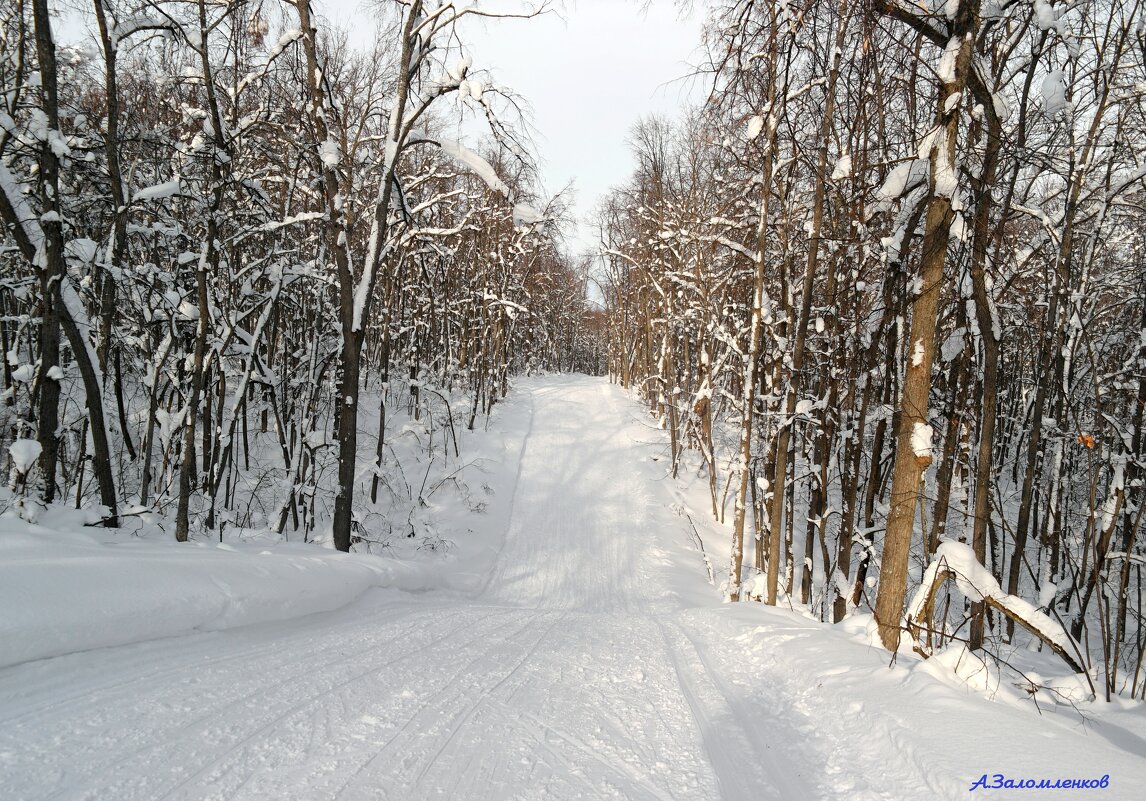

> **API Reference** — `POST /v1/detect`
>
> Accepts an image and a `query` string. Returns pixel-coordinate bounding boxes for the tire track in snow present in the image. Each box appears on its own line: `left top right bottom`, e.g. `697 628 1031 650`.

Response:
406 611 568 796
319 609 562 800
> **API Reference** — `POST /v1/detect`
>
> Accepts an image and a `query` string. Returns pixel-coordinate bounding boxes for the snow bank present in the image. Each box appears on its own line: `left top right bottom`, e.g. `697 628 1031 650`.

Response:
0 517 393 669
0 380 536 670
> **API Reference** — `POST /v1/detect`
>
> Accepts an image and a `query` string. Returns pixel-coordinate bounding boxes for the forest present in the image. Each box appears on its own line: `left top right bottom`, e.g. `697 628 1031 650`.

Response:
598 0 1146 700
2 0 1144 710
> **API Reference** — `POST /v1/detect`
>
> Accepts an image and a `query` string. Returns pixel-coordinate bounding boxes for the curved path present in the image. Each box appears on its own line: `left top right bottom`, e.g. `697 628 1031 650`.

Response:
0 376 813 801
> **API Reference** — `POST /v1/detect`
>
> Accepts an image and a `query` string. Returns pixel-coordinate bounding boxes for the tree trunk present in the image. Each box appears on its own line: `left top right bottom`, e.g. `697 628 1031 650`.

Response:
873 2 979 652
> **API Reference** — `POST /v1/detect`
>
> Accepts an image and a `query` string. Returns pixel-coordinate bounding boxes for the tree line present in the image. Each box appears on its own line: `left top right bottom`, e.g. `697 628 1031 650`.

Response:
0 1 602 548
599 0 1146 699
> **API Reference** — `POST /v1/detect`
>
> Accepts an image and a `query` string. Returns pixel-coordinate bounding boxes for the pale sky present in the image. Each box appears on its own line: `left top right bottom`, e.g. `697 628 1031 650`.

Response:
317 0 708 255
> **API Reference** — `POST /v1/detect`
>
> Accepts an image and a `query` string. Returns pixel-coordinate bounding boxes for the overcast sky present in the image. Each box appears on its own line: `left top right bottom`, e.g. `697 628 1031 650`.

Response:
317 0 708 254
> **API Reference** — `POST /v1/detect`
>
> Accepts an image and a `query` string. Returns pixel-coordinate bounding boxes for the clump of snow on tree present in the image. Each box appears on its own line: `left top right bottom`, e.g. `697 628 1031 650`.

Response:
911 422 933 459
907 540 1083 667
8 439 42 475
512 203 544 226
745 115 764 141
830 153 852 180
134 179 182 202
435 137 509 197
1042 69 1068 116
319 138 341 168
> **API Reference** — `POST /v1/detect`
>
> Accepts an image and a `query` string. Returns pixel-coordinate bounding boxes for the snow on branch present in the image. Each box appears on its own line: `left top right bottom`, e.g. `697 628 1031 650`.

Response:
428 135 509 198
906 540 1089 678
0 161 45 259
133 179 182 203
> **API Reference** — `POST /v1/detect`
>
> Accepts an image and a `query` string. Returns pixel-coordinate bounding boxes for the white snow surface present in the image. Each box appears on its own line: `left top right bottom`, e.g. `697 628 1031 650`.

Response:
2 376 1145 800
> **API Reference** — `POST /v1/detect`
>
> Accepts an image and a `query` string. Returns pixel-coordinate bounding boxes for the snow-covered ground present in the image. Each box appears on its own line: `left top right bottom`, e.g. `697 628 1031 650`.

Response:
2 375 1144 800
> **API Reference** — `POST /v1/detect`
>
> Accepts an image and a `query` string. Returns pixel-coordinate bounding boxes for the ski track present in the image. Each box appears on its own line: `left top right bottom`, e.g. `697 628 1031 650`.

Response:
2 376 823 801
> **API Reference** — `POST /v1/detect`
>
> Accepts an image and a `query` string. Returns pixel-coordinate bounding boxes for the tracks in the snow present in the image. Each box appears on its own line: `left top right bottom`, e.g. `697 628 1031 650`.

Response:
1 377 825 801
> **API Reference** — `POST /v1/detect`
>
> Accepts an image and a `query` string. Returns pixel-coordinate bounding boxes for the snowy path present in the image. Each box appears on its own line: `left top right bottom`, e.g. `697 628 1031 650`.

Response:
3 376 1144 800
0 377 813 801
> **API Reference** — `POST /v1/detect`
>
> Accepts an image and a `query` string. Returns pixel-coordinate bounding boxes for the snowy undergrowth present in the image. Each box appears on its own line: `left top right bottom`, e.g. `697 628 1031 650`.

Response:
0 378 534 670
626 386 1146 796
641 382 1140 706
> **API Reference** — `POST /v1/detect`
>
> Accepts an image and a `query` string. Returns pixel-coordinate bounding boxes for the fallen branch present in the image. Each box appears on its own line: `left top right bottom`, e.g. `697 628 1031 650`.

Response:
907 541 1091 685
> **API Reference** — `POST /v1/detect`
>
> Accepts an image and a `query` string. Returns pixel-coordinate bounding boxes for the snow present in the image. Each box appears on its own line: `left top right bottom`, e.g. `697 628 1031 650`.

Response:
830 152 851 180
992 92 1011 122
47 129 70 158
1034 0 1058 31
448 55 473 82
133 179 182 202
907 540 1079 657
0 520 391 669
64 237 99 263
110 14 170 45
875 159 928 204
911 421 934 459
2 377 1144 801
11 364 34 382
7 438 41 475
746 115 764 140
949 209 967 240
0 160 45 252
59 279 108 393
1042 68 1068 115
937 36 961 84
434 136 509 197
911 337 925 366
941 327 965 362
932 133 958 198
512 202 544 226
458 78 483 100
270 29 303 58
319 138 341 168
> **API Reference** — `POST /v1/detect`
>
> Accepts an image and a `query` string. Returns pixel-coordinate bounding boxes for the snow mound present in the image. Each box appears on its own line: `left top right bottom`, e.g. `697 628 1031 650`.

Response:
0 517 394 669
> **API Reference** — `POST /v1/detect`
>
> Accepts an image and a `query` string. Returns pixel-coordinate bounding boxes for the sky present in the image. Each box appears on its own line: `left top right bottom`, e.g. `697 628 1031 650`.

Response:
316 0 709 255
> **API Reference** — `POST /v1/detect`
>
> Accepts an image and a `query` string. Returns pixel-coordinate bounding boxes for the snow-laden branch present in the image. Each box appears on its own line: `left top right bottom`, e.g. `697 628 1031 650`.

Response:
906 540 1089 678
426 135 509 197
0 161 45 259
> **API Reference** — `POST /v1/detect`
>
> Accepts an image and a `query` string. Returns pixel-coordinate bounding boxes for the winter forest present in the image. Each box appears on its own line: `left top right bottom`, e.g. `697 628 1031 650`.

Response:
598 0 1146 702
3 0 1146 797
